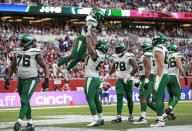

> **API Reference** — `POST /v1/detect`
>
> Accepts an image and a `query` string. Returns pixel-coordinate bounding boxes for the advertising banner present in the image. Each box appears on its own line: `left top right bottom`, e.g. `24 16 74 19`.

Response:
0 88 191 108
130 10 192 20
1 4 191 20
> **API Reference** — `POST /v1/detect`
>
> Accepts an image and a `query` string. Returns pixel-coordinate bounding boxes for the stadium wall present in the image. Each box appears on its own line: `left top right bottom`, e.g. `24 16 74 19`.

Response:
0 78 191 93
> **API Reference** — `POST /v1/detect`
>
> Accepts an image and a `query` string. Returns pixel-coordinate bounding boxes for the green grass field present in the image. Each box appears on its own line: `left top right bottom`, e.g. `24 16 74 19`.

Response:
0 101 192 130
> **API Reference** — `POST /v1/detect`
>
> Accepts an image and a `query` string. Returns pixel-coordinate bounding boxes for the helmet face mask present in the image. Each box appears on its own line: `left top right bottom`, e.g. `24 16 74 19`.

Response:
96 40 108 54
152 34 166 47
115 43 126 55
20 34 34 50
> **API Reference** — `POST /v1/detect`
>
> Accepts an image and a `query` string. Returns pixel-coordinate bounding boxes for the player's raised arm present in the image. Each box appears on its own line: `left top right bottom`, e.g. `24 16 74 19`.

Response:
86 35 97 61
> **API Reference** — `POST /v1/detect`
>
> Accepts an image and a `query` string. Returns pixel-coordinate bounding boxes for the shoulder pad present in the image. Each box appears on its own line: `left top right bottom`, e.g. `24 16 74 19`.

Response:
144 52 152 57
29 48 43 54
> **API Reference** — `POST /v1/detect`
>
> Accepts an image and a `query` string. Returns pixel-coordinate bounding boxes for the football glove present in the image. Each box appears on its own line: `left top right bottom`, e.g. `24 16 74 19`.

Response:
144 79 149 90
124 74 131 84
135 83 140 88
42 78 49 91
4 79 10 90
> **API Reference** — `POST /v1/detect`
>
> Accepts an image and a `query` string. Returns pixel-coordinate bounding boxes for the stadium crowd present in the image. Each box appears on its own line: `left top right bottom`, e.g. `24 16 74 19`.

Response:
1 0 192 13
1 21 191 38
0 24 192 79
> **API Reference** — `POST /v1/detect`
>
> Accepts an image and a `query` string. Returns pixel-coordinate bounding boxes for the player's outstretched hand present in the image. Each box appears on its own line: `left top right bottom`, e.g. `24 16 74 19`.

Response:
184 77 188 86
4 79 10 90
134 83 140 88
42 78 49 91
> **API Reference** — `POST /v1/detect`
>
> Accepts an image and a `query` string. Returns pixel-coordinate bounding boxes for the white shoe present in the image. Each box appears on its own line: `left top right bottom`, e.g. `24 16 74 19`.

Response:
86 120 100 127
162 113 167 119
150 119 165 127
62 69 69 82
133 117 147 124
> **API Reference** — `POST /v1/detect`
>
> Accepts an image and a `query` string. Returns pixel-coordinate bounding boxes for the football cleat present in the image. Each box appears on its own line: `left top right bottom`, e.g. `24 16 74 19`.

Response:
165 107 172 115
111 117 122 123
86 120 100 127
128 115 134 122
167 113 176 120
21 123 34 131
14 122 21 131
133 117 147 124
150 119 165 127
100 119 104 125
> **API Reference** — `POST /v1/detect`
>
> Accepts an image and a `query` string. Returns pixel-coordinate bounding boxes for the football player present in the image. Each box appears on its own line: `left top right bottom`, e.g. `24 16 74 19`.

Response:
150 34 170 127
164 44 188 120
4 34 49 131
56 7 104 82
84 38 108 127
133 43 156 124
104 43 139 123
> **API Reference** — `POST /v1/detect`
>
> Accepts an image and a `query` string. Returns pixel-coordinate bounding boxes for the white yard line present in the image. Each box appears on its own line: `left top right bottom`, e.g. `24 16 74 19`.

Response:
1 101 191 111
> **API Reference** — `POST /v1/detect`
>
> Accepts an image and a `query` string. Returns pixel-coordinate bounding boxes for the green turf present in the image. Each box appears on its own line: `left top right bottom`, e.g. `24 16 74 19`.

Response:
0 101 192 130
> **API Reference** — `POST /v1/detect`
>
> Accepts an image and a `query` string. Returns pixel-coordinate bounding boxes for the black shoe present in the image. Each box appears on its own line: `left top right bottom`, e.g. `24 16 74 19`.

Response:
21 123 35 131
165 107 172 115
128 115 134 122
111 117 122 123
14 122 21 131
168 113 176 120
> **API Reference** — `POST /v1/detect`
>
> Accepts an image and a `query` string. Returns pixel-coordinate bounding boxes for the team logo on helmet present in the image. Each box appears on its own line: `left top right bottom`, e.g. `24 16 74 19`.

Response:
168 44 178 52
152 34 166 47
141 43 152 52
20 34 34 50
96 40 108 54
115 43 126 55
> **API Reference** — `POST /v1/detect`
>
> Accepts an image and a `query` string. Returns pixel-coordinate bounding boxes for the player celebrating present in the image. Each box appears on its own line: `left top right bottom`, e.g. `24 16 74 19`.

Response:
164 44 188 120
84 38 108 127
134 43 156 124
150 34 169 127
104 43 139 123
4 34 49 131
56 7 104 82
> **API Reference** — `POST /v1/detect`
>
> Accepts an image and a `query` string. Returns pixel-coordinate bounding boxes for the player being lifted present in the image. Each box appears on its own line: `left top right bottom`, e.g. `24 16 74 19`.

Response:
133 43 156 124
84 37 108 126
56 7 104 81
104 43 139 123
163 44 188 120
150 34 170 127
4 35 49 131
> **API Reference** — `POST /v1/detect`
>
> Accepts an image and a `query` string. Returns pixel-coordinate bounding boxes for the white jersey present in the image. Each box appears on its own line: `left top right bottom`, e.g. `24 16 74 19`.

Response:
81 15 98 36
138 51 155 76
111 52 134 80
168 52 182 76
153 44 168 74
84 50 105 78
15 48 43 79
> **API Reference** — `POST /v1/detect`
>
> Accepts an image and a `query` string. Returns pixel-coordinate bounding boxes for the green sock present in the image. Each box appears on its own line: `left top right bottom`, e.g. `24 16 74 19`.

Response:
141 102 147 112
58 57 69 67
26 104 31 120
19 103 28 119
67 59 79 71
147 102 156 111
117 94 123 114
